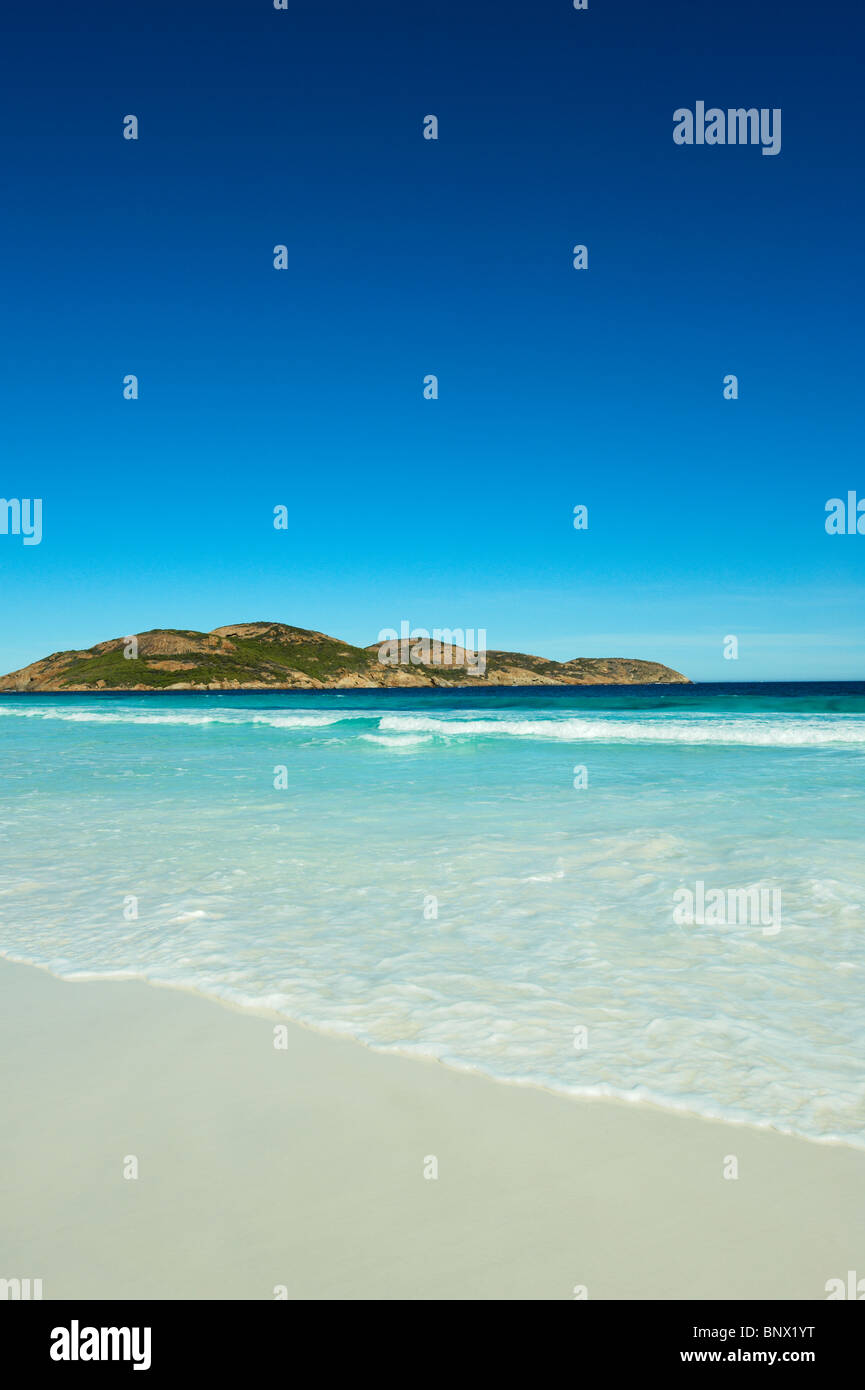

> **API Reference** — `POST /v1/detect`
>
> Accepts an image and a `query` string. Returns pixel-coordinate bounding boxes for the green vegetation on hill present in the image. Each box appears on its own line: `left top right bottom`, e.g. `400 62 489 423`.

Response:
53 631 377 688
0 621 691 690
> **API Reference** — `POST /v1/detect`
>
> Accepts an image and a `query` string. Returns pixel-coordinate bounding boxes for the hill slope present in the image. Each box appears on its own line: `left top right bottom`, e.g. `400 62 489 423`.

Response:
0 622 690 690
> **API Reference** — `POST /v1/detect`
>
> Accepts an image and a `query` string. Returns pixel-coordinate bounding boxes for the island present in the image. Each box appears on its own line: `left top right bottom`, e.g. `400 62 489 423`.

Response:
0 621 690 691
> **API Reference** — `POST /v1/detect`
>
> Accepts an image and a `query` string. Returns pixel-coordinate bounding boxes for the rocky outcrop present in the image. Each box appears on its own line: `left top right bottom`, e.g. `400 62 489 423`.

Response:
0 622 690 691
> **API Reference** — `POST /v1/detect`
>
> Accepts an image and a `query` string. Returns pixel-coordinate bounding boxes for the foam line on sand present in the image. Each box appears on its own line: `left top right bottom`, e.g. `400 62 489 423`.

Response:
1 958 861 1300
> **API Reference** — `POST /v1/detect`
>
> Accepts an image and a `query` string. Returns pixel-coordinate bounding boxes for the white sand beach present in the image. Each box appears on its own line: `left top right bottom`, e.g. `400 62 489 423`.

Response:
1 956 862 1301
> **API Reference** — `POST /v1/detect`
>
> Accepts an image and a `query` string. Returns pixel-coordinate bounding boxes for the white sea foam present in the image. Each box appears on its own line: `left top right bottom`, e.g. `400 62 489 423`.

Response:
3 703 864 747
2 690 864 1146
376 713 865 747
360 733 433 748
0 706 358 729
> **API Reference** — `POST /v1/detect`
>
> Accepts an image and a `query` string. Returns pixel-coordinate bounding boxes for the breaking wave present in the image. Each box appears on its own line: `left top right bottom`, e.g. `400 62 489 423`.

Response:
2 703 864 747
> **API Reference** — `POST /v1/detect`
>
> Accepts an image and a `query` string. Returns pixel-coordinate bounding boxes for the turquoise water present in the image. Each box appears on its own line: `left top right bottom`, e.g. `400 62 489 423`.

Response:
1 683 863 1144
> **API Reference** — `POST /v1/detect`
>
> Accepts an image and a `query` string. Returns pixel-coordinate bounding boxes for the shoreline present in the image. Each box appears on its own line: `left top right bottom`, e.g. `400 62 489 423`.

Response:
2 955 862 1299
0 680 694 695
0 680 858 696
3 949 861 1156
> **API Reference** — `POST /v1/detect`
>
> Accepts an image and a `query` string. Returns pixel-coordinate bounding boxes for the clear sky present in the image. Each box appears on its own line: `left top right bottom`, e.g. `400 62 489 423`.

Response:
1 0 862 681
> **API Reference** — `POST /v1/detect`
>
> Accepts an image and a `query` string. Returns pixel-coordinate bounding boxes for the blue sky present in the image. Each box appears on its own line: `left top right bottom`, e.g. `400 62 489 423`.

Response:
1 0 862 681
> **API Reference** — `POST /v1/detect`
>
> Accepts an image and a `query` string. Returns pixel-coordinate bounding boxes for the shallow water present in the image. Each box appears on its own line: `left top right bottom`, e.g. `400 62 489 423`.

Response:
1 683 863 1144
